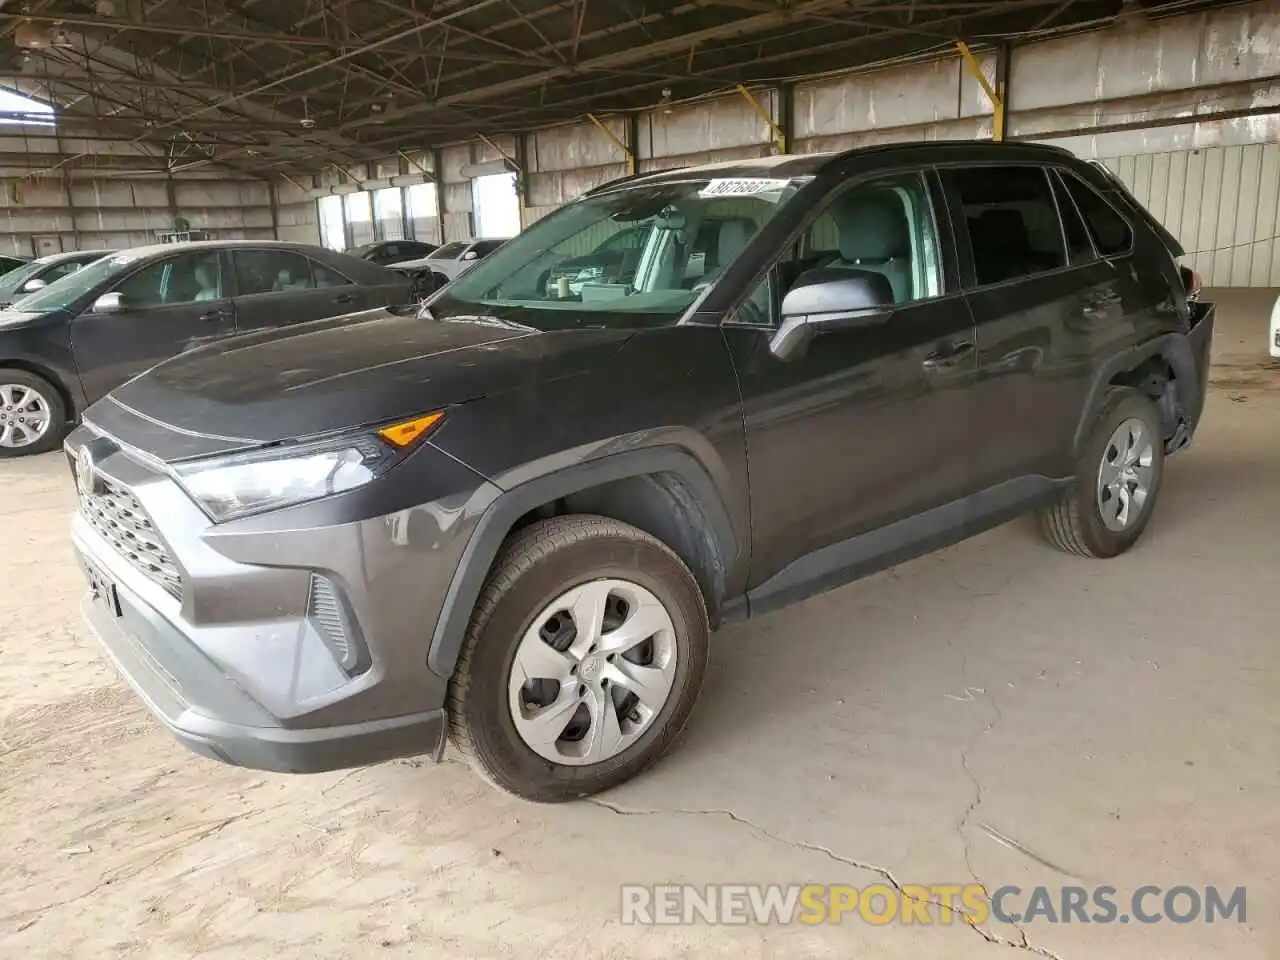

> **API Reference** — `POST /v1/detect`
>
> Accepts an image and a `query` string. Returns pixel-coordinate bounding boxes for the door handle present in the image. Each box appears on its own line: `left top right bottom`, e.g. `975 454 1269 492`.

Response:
198 308 228 322
332 293 354 304
922 341 974 371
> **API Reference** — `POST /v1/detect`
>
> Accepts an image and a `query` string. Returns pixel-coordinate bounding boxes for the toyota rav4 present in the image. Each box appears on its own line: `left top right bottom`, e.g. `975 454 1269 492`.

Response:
67 142 1213 802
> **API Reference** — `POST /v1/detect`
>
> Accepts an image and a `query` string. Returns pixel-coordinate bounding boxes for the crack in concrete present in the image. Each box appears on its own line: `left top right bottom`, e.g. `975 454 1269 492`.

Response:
954 692 1067 960
589 797 1063 957
4 810 258 934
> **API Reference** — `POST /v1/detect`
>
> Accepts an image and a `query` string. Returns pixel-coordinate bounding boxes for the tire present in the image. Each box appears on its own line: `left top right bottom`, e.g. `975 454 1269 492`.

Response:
1039 387 1165 558
0 368 68 458
447 515 709 802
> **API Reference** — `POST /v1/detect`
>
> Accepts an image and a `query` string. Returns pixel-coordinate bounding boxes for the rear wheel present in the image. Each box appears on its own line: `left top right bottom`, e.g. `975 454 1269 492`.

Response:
448 515 709 802
1039 387 1165 558
0 368 67 457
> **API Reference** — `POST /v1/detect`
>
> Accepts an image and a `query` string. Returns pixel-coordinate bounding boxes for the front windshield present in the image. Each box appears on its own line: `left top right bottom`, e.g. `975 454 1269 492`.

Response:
436 174 810 327
16 252 139 313
0 259 53 299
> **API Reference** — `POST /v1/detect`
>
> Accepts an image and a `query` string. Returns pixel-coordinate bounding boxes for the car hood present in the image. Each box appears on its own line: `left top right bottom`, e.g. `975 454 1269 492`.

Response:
93 307 634 458
0 307 48 328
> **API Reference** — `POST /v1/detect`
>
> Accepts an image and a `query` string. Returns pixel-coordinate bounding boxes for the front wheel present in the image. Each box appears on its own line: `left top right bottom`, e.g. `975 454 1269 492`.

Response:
447 515 709 802
0 368 67 457
1039 387 1165 558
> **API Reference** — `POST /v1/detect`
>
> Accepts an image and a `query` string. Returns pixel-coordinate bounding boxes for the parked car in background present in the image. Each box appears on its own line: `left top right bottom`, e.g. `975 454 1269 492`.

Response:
64 142 1212 801
389 237 508 294
0 240 412 456
0 254 28 276
0 249 114 309
349 239 438 266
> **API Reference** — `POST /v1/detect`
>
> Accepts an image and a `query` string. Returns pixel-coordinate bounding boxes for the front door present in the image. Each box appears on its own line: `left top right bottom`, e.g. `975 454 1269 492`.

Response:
71 249 235 404
721 170 980 591
230 249 367 333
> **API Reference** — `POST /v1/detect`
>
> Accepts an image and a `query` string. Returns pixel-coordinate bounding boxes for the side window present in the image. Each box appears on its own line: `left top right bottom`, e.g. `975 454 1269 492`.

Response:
310 260 353 288
729 172 943 327
114 253 223 307
233 250 316 295
434 241 468 260
731 271 774 327
798 171 942 305
45 261 86 282
1061 172 1134 257
947 166 1067 285
1050 171 1096 265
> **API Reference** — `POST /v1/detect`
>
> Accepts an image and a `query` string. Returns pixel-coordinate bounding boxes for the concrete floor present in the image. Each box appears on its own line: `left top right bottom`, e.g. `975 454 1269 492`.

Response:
1 290 1277 959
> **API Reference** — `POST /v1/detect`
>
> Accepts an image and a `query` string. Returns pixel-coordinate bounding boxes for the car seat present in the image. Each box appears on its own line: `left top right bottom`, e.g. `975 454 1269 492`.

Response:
193 262 220 301
830 193 913 303
969 209 1037 283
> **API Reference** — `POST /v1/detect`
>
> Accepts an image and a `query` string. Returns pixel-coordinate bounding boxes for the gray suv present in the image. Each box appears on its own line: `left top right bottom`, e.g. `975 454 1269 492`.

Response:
67 142 1213 802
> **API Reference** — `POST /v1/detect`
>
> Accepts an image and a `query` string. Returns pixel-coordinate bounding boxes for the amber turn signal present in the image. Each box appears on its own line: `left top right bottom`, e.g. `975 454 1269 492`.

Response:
377 411 445 448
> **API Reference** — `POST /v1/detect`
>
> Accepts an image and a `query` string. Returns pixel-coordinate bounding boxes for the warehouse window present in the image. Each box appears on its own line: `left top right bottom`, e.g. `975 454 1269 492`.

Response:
374 187 406 241
407 182 440 243
318 195 346 251
472 172 520 239
344 192 374 248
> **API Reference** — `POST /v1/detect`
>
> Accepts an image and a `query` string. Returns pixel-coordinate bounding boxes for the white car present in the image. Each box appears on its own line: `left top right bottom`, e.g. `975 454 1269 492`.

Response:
391 237 508 284
1271 293 1279 359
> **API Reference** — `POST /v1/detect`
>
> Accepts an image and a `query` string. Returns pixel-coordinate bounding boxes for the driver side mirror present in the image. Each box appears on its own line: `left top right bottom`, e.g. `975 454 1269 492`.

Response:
769 267 894 361
91 291 125 314
20 278 46 293
462 250 479 261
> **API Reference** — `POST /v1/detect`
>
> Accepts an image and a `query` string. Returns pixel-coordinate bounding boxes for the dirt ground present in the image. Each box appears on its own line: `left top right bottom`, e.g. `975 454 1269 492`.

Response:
2 291 1277 959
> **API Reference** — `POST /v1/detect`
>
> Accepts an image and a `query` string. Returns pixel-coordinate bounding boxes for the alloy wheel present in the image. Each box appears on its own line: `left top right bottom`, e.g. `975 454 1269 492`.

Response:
1096 416 1156 532
0 383 52 449
508 578 678 766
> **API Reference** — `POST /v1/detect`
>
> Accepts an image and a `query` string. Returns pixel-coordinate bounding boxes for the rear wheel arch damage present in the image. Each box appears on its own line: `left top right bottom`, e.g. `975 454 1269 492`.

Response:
1106 351 1187 452
427 461 735 680
1076 335 1198 459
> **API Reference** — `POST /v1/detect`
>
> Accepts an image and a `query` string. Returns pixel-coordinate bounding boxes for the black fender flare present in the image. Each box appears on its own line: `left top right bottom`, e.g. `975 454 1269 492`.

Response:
1072 332 1200 456
426 445 739 678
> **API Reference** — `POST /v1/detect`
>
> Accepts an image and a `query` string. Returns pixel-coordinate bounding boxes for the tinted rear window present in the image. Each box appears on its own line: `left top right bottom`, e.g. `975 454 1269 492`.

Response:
946 166 1067 286
1061 172 1134 257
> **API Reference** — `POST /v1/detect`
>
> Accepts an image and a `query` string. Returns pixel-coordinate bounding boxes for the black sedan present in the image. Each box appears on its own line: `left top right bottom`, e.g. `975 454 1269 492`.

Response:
0 249 114 309
0 240 412 456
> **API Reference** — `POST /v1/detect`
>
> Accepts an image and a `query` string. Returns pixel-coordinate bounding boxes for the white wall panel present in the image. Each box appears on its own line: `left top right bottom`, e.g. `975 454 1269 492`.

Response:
1105 143 1280 286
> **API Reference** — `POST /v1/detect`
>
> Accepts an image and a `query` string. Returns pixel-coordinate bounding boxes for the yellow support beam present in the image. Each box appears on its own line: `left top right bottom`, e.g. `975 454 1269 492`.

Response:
956 41 1006 142
737 83 786 154
587 113 635 176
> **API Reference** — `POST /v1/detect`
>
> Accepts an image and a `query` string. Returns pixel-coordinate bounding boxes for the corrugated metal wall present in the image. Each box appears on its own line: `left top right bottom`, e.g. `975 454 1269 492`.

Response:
1104 144 1280 287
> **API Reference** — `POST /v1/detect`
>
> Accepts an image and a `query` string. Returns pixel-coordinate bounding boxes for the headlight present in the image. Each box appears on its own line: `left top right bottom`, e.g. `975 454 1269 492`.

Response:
174 412 444 522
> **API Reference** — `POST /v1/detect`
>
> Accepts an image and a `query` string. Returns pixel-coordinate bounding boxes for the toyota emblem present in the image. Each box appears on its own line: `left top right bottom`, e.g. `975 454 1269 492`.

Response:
75 446 100 495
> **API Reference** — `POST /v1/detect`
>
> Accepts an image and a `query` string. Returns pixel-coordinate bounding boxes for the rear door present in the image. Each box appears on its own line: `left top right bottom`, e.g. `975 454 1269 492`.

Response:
941 163 1110 486
230 248 365 333
71 250 235 403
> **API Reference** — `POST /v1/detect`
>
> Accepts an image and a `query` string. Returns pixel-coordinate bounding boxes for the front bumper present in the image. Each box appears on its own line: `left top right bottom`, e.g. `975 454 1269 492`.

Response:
66 419 499 774
75 529 447 772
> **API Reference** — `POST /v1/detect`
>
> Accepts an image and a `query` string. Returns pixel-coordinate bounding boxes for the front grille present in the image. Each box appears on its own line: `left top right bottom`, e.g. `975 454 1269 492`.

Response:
80 477 182 600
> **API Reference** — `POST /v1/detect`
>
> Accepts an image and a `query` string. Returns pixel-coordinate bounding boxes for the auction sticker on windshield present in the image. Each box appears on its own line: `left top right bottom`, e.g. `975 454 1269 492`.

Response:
698 178 790 198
